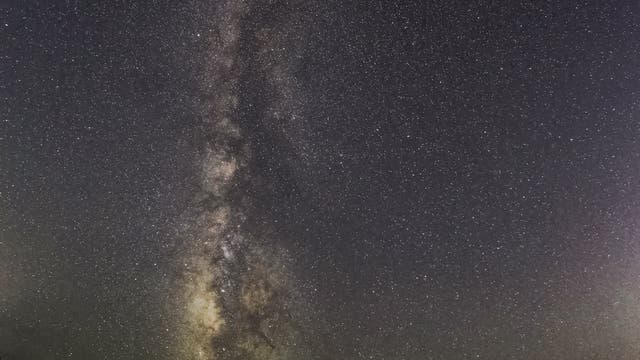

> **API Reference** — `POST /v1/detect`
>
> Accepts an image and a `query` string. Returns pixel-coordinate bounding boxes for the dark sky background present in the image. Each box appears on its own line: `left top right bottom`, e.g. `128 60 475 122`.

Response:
2 1 640 359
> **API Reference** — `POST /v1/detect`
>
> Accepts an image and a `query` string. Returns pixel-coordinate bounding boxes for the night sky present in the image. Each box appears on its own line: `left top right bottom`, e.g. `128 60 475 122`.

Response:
2 1 640 359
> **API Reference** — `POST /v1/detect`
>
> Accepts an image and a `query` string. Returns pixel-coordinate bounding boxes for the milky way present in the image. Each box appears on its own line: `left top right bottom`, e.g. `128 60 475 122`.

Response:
174 1 311 359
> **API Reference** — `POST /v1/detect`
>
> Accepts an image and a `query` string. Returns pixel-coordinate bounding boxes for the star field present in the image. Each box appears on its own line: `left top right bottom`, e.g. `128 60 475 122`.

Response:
2 1 640 359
